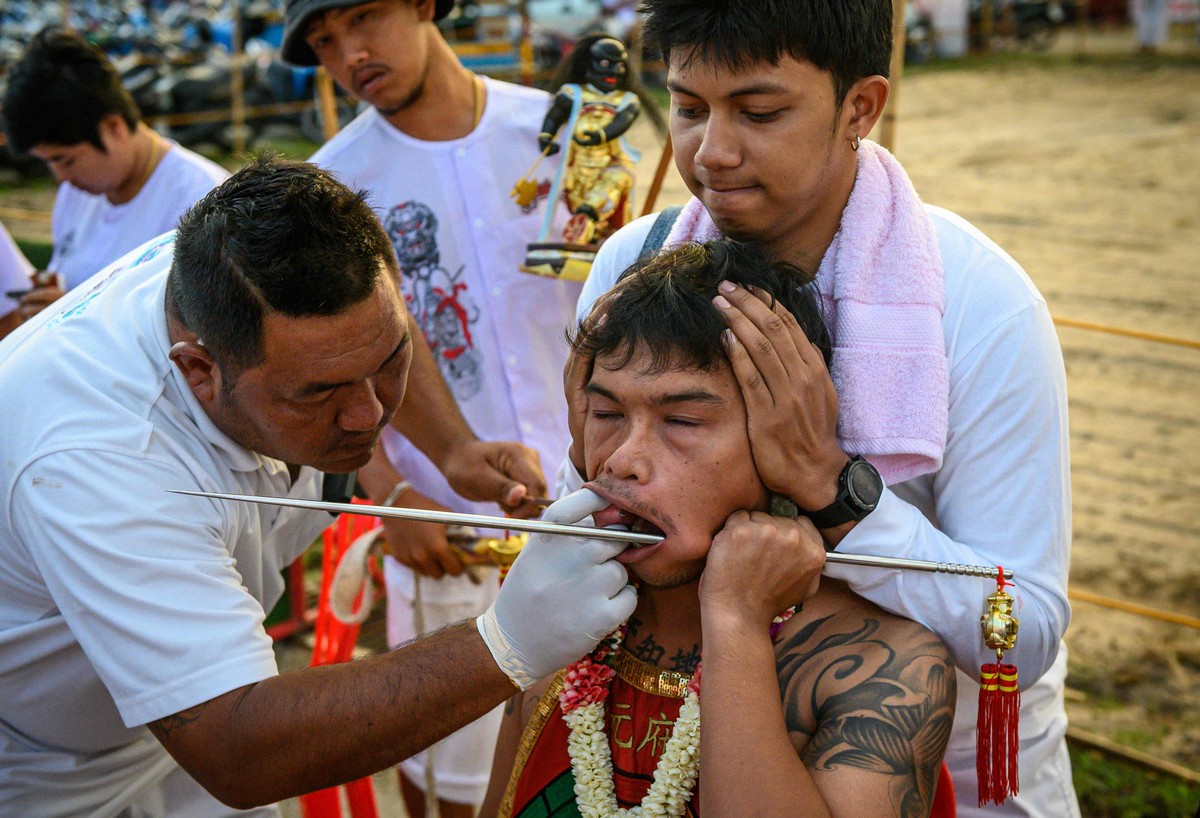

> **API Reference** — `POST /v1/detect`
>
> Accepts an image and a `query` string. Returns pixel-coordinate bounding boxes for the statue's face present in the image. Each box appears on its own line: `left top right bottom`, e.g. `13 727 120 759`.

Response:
586 38 628 91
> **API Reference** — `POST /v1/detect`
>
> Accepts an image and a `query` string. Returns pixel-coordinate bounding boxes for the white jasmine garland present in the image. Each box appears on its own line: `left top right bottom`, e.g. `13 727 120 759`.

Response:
558 609 792 818
565 692 701 818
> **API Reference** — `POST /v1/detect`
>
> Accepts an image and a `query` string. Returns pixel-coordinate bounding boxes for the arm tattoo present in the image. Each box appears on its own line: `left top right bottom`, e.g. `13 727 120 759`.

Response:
148 702 209 741
776 615 956 818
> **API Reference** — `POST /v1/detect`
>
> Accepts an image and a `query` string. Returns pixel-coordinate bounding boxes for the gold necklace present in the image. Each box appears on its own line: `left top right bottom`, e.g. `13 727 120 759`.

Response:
138 135 163 190
113 135 162 205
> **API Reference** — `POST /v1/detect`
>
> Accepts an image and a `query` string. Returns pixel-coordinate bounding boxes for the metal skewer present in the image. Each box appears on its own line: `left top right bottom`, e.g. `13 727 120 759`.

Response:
169 490 1013 581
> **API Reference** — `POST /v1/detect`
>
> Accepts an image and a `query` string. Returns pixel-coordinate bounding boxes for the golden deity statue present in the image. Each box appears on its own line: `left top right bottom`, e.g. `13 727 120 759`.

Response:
515 36 643 281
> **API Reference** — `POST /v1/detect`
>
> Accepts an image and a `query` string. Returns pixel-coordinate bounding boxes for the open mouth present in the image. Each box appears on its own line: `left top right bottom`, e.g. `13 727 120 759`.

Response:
593 505 666 538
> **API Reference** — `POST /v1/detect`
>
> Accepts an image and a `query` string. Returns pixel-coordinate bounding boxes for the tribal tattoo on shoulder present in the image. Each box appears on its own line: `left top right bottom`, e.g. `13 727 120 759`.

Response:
775 615 956 818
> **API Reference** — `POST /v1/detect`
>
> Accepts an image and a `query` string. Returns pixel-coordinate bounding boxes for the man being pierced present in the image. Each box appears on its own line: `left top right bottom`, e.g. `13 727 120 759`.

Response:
482 241 957 818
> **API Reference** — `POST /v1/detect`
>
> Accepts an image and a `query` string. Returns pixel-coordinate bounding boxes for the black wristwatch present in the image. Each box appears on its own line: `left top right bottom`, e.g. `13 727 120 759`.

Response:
804 456 883 529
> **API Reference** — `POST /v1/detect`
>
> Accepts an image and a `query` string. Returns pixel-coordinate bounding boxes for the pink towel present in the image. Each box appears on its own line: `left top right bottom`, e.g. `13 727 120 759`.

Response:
664 139 947 485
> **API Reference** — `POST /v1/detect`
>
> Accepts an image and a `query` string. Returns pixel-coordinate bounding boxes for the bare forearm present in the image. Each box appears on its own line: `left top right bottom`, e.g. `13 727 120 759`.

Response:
0 310 21 341
391 327 475 466
153 621 515 808
699 613 828 818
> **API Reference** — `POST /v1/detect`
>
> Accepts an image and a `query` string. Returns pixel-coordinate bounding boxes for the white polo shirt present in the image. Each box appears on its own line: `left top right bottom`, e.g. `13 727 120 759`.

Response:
0 235 331 816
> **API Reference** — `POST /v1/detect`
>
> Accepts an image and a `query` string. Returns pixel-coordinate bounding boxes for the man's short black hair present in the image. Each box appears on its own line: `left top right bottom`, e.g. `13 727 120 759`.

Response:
571 240 830 376
1 28 141 154
642 0 892 104
167 154 397 378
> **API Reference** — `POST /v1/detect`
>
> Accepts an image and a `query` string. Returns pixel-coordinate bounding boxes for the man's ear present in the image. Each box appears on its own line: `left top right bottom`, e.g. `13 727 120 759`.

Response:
413 0 438 23
97 112 132 150
841 75 890 144
169 341 223 405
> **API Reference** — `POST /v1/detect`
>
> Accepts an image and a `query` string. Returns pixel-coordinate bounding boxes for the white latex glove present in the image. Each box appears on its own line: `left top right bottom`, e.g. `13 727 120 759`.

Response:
477 488 637 689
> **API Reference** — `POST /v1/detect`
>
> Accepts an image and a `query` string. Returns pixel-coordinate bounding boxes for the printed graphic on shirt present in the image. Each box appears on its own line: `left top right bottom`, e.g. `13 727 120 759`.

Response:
384 201 483 401
56 228 76 266
516 178 554 214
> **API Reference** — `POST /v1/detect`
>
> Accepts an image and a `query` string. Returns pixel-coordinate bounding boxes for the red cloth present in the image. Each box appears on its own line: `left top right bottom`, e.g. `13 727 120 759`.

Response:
509 675 699 817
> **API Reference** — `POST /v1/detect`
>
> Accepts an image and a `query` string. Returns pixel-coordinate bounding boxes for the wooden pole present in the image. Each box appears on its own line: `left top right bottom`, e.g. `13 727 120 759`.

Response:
1066 726 1200 785
231 1 247 154
1075 0 1090 54
60 0 70 28
518 0 533 86
878 0 908 152
979 0 994 51
315 69 341 142
640 136 673 217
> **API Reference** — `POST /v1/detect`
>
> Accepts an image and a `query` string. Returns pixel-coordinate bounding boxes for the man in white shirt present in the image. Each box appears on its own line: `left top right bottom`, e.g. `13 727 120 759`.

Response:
0 156 653 817
1 29 228 321
283 2 578 812
561 1 1078 816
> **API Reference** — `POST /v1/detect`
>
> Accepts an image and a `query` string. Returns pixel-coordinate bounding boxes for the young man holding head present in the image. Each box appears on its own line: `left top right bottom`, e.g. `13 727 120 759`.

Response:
281 2 579 812
1 29 228 321
485 241 957 818
563 2 1077 816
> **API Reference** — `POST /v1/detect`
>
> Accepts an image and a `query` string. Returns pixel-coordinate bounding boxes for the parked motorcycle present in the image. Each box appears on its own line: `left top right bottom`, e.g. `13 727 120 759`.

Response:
970 0 1068 52
905 0 936 65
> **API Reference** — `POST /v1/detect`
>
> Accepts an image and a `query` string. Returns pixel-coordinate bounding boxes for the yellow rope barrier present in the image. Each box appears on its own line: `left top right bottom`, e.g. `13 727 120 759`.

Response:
1066 726 1200 784
1068 588 1200 630
1053 316 1200 351
0 206 52 225
146 99 325 128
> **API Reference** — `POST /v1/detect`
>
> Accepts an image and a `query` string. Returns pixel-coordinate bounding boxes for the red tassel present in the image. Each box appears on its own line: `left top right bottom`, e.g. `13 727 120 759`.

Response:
977 567 1020 806
977 661 1020 805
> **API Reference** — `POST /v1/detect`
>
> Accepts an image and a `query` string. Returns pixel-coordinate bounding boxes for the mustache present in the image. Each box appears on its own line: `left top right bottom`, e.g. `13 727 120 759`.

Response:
587 476 676 534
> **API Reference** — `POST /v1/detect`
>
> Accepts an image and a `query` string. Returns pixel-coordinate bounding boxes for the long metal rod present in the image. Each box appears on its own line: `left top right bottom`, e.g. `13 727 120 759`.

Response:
169 490 1013 580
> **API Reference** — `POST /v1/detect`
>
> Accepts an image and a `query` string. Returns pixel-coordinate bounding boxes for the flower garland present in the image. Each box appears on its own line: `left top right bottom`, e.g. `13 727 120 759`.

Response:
558 608 796 818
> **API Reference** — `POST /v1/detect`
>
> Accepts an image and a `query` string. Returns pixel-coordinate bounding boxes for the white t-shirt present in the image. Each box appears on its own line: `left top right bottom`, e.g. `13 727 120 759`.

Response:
0 236 332 816
567 206 1077 818
311 78 577 518
0 223 34 317
48 142 228 291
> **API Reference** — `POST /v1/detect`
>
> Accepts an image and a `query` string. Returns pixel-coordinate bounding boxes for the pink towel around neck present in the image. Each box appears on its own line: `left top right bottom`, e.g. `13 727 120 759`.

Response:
663 139 948 485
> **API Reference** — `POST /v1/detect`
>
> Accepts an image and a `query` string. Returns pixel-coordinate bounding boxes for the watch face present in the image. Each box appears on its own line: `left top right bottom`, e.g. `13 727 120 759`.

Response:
847 460 883 509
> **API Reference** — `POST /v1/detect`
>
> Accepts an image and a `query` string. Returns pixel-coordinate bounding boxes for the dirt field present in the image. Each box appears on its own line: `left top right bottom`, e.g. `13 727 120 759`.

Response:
885 52 1200 772
1 28 1196 813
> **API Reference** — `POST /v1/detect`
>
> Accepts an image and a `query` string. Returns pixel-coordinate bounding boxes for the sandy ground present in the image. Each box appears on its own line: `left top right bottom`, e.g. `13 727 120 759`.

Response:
1 26 1196 816
888 51 1200 771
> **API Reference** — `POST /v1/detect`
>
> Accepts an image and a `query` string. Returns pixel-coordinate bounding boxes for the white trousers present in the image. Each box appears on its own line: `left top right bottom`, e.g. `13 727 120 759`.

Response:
1136 0 1170 46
